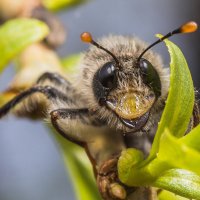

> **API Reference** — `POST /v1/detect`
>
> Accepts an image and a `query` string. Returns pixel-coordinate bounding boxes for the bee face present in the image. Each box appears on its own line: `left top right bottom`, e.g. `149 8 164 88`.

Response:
79 35 169 132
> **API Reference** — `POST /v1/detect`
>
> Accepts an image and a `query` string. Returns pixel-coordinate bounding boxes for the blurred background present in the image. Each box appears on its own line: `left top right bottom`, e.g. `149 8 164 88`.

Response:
0 0 200 199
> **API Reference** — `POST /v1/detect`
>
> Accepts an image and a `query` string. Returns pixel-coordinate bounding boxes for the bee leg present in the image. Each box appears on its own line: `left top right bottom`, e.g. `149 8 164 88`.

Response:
36 72 71 87
0 86 71 118
97 156 133 200
50 108 91 145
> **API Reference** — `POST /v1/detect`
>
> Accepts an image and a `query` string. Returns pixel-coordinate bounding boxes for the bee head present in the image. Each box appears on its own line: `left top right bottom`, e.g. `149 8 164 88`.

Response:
80 21 197 132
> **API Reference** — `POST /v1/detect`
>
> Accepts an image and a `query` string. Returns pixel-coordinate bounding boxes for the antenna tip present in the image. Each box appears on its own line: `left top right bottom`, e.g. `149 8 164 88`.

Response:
180 21 198 33
80 32 93 43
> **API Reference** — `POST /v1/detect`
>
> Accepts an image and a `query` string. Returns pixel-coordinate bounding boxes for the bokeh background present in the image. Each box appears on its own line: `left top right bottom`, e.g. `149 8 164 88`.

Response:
0 0 200 199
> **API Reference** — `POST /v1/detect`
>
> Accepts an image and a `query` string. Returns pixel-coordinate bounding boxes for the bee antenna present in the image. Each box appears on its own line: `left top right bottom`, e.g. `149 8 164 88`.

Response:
137 21 198 61
80 32 121 68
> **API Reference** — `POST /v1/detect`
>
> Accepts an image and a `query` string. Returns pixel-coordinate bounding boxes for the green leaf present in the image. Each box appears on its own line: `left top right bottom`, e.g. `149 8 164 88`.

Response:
61 54 81 74
0 18 49 73
154 169 200 200
49 127 101 200
158 190 189 200
148 34 194 161
118 146 170 186
43 0 87 11
158 129 200 175
180 124 200 151
118 149 146 185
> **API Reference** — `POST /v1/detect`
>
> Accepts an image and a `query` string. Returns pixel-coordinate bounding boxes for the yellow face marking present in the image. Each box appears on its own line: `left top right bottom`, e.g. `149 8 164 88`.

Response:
107 91 155 120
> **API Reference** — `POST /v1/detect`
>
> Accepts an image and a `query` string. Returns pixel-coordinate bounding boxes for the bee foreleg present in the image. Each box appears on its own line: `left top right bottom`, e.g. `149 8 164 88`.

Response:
50 108 90 145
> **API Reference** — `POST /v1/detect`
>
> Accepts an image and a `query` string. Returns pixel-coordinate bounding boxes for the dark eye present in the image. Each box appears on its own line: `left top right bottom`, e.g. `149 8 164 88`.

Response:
97 62 117 89
139 58 161 97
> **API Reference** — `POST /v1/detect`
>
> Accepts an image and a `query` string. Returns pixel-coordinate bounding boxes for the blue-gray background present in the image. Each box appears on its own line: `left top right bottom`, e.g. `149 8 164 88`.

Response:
0 0 200 199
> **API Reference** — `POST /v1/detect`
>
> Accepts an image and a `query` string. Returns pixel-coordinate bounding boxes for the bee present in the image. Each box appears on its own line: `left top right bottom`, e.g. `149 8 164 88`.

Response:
0 21 199 200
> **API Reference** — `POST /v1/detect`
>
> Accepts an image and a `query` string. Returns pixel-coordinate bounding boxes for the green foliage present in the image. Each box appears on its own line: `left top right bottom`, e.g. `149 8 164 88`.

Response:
157 128 200 174
118 35 200 199
158 190 189 200
0 18 49 73
61 54 82 74
154 169 200 199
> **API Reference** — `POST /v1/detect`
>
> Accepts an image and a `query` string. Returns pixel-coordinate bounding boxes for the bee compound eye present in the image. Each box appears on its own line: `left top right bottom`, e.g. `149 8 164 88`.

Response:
98 62 117 90
139 58 161 97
